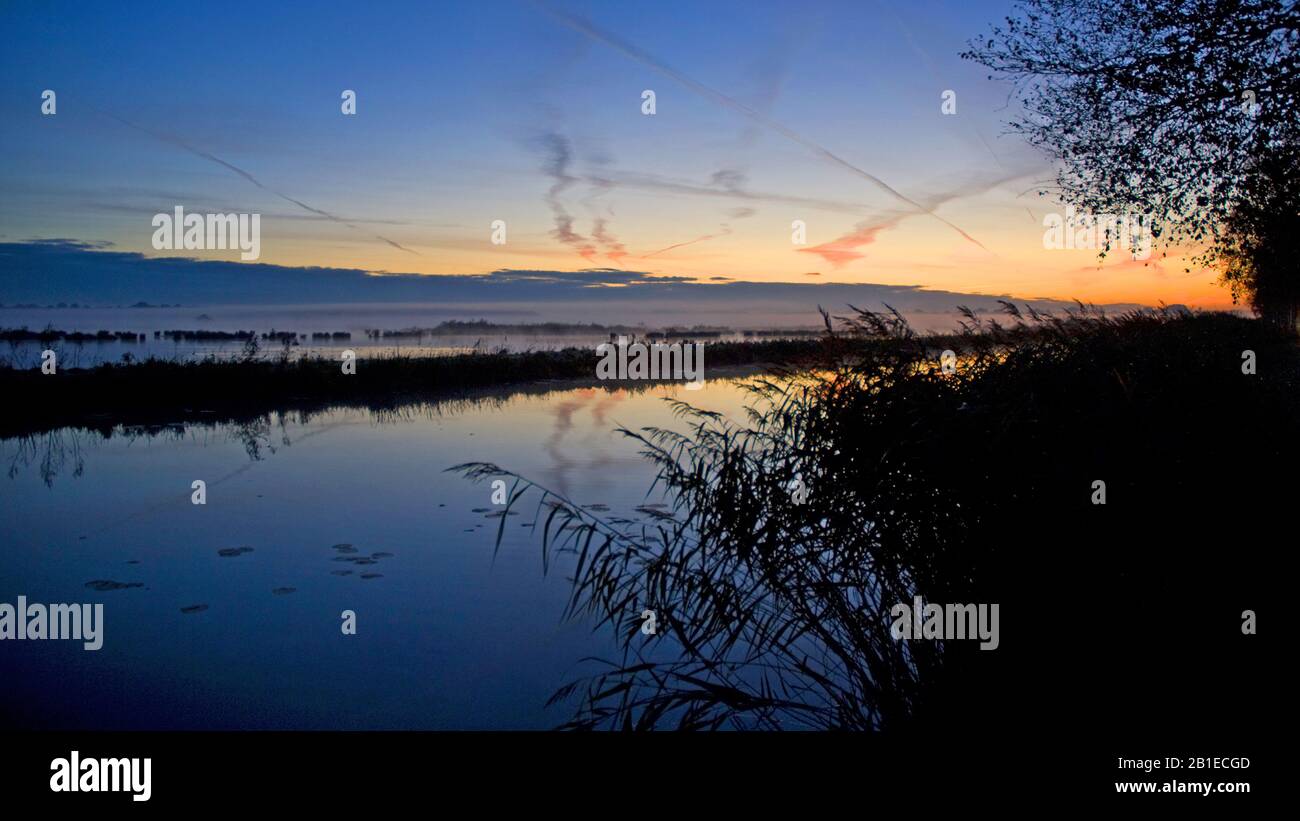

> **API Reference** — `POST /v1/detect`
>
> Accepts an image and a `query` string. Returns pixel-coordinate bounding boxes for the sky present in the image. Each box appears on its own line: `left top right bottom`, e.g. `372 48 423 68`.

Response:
0 0 1232 311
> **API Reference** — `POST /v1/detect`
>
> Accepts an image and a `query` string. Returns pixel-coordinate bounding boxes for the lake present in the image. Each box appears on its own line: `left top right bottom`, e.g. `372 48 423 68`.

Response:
0 377 757 729
0 303 828 368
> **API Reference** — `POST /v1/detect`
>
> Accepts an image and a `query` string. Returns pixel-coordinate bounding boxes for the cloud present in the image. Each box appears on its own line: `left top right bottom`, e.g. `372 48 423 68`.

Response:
710 168 748 192
798 170 1029 267
587 169 871 215
798 220 900 267
591 217 628 263
483 268 695 285
536 132 596 258
0 241 1149 325
533 131 635 263
534 2 990 251
18 238 114 251
1077 256 1170 276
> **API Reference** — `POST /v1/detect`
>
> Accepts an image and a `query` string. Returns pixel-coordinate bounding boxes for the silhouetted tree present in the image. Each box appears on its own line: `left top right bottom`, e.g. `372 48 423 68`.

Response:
964 0 1300 323
1217 139 1300 327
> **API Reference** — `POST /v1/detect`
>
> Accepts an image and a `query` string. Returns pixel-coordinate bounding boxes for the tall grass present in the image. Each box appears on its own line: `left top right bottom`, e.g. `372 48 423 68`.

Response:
454 304 1297 731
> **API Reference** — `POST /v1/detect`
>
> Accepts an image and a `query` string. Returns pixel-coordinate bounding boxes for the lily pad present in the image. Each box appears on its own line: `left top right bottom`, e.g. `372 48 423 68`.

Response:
85 580 143 591
635 506 675 519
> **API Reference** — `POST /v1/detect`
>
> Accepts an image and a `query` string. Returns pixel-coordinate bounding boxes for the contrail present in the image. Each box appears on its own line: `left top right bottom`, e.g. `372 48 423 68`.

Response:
536 131 598 259
801 169 1023 267
96 109 420 255
533 2 990 252
591 217 628 262
641 227 730 259
870 0 1010 174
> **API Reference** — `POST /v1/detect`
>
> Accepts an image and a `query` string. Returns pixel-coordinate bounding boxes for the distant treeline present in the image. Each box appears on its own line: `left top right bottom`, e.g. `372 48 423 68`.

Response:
1 328 147 343
0 302 181 309
2 321 823 345
362 320 820 340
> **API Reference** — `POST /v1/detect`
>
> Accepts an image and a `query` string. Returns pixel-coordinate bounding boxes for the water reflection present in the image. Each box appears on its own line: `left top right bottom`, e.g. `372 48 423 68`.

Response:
6 429 88 486
0 378 682 485
0 378 754 730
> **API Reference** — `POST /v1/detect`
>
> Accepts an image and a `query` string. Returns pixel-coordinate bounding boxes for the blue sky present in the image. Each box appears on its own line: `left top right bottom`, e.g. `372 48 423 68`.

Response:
0 0 1226 309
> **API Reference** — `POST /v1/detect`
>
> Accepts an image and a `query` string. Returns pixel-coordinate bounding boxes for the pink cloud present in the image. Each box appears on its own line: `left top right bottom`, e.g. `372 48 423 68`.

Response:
797 220 898 267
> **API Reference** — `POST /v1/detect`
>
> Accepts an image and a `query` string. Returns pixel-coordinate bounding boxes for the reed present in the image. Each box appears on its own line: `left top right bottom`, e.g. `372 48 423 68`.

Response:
454 305 1299 731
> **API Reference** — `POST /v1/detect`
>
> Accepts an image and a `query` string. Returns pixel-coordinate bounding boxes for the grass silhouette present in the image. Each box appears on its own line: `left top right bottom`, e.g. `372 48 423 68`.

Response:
455 304 1292 731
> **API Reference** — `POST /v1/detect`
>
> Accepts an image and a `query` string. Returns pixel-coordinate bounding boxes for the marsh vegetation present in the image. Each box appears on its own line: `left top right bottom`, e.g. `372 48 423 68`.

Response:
456 305 1293 731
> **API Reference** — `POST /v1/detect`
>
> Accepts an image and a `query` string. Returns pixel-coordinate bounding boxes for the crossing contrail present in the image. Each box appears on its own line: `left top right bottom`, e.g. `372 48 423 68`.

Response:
532 2 991 252
96 108 420 255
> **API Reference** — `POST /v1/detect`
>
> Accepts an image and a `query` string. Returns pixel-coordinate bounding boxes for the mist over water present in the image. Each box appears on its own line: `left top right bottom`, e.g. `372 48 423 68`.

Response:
0 302 972 366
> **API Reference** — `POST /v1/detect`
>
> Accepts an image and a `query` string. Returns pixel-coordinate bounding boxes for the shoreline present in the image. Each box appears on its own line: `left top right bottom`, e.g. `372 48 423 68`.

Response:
0 338 822 439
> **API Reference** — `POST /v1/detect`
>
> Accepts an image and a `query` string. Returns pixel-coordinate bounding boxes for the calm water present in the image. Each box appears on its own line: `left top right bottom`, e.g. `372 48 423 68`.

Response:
0 379 756 729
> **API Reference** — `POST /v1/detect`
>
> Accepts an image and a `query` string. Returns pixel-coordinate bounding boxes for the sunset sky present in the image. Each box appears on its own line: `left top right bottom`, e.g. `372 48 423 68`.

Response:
0 0 1231 310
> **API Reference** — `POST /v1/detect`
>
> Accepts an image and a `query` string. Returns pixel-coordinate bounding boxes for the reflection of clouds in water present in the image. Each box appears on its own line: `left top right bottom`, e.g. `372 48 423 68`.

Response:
543 388 626 495
589 390 625 427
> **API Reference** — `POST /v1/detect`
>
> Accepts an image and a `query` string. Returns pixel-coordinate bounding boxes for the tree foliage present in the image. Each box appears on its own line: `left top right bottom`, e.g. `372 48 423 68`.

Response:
963 0 1299 258
1217 139 1300 325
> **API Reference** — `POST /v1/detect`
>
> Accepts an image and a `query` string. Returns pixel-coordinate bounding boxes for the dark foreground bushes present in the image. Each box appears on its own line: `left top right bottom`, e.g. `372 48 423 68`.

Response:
457 306 1291 735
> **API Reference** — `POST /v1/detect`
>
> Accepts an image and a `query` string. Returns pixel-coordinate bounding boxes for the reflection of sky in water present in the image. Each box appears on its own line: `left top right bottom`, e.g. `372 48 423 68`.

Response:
0 335 624 368
0 379 756 729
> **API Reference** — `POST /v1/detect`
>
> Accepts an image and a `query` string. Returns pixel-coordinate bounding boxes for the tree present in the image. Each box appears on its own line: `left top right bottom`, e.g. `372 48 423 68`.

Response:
963 0 1300 324
1217 139 1300 327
